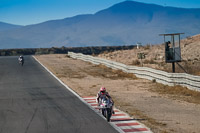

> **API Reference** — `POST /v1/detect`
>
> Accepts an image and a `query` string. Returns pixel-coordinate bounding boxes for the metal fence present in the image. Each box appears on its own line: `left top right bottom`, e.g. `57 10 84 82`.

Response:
68 52 200 91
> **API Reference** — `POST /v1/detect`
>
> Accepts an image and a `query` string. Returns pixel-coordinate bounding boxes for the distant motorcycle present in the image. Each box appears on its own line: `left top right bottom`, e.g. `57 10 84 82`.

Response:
18 56 24 66
99 97 113 122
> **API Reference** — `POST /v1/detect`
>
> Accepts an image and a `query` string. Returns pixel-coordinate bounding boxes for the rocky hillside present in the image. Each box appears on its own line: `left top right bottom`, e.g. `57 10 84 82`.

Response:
181 34 200 61
97 34 200 75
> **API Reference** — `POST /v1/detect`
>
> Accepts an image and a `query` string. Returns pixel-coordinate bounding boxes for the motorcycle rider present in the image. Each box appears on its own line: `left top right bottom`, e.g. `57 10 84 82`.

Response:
96 87 115 114
18 55 24 66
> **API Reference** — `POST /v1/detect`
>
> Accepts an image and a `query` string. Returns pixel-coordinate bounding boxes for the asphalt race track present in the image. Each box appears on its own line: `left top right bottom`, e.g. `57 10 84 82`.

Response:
0 56 118 133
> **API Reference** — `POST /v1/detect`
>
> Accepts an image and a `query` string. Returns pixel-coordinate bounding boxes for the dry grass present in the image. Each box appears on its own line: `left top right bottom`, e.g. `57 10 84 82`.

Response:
143 59 158 64
81 64 137 80
150 82 200 104
131 59 141 65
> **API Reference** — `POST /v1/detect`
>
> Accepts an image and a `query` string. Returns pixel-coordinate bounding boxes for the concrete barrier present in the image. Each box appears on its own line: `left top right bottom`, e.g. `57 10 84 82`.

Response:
68 52 200 91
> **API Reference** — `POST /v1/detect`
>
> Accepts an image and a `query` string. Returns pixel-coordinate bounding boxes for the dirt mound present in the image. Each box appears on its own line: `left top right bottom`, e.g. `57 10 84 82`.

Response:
181 34 200 61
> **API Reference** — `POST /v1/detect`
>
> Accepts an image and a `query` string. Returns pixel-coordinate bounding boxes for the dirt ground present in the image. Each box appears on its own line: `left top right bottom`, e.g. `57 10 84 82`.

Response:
35 54 200 133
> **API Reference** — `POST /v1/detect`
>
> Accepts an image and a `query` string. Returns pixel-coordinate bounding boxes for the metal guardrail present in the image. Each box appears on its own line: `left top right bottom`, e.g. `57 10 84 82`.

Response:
68 52 200 91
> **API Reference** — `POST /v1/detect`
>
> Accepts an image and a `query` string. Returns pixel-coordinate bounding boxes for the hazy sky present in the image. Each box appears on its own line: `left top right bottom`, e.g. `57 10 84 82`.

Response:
1 0 200 25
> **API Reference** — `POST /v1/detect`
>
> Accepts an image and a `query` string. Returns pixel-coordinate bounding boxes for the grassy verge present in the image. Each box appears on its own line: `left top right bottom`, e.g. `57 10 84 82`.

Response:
81 64 137 80
150 82 200 104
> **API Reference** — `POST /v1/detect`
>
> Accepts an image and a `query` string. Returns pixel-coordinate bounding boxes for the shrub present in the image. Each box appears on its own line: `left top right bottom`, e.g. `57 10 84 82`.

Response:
132 59 140 65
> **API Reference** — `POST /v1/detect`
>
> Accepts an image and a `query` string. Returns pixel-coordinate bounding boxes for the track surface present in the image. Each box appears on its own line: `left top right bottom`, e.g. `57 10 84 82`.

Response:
0 56 118 133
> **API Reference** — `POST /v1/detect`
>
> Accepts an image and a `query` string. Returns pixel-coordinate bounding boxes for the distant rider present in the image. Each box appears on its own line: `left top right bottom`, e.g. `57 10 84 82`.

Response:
18 55 24 66
96 87 115 114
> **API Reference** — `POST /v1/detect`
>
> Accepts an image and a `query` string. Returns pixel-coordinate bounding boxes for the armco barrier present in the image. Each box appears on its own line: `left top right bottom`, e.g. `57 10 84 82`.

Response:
68 52 200 91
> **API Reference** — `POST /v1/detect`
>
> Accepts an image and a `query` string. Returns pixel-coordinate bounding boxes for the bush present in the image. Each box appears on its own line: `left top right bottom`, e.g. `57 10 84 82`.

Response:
132 59 140 65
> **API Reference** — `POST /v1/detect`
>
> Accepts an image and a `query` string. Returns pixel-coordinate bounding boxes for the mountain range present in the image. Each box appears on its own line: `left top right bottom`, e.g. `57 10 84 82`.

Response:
0 1 200 49
0 22 22 32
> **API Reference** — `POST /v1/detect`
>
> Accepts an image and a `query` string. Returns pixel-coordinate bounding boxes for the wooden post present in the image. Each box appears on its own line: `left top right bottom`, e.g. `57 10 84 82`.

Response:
172 62 175 73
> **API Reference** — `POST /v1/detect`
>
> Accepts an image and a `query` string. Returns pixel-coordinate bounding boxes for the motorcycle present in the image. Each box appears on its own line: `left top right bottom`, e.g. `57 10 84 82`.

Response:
19 58 24 66
99 97 113 122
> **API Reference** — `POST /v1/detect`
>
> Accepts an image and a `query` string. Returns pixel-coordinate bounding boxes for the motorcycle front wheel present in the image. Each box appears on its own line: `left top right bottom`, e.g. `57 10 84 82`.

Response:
106 108 111 122
102 109 106 117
